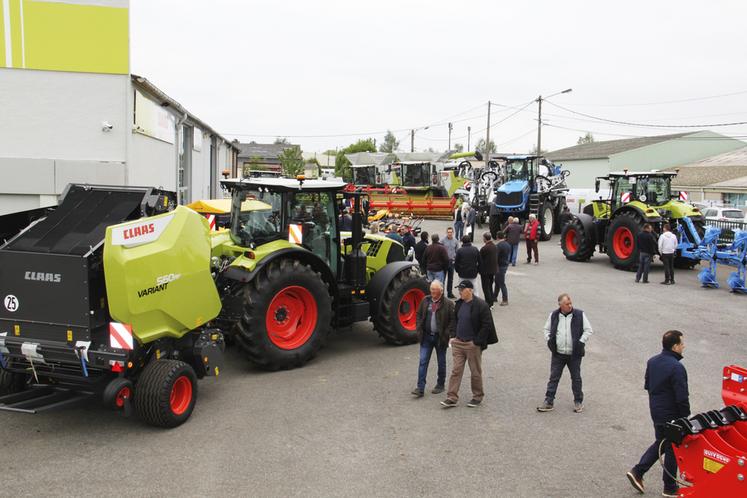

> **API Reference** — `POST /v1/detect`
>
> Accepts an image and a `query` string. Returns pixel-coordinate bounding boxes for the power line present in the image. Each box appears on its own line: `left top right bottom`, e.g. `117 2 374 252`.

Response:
570 89 747 107
543 122 747 140
544 101 747 129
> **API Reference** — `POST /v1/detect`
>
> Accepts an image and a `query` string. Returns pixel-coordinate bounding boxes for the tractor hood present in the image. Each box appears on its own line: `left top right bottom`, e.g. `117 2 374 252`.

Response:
657 200 703 219
497 180 529 194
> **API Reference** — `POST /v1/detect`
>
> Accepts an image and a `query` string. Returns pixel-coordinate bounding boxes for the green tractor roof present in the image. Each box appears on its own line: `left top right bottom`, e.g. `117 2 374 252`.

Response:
602 170 678 179
221 177 348 192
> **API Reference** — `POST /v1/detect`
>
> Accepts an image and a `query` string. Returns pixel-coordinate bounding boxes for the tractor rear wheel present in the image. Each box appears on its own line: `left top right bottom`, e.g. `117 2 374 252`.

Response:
134 360 197 428
539 202 554 241
606 212 644 271
236 259 332 370
0 369 27 395
373 267 428 345
560 218 595 262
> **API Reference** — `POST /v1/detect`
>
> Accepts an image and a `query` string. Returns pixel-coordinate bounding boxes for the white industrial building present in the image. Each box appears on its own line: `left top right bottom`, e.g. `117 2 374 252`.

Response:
0 0 238 235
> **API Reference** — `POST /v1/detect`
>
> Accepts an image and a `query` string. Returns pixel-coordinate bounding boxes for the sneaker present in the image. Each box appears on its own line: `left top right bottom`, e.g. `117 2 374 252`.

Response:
626 471 644 494
573 402 583 413
661 489 679 497
500 301 508 306
534 262 539 265
467 399 482 408
635 279 640 283
411 388 424 398
431 386 444 394
536 402 554 412
440 399 457 408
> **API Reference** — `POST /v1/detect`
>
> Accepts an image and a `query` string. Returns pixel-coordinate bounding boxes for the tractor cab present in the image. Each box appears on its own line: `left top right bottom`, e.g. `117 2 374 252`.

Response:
493 155 541 209
391 161 437 191
351 165 380 187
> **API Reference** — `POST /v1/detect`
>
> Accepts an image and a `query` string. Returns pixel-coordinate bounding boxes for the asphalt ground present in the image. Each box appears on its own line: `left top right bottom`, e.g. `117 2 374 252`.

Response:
2 219 746 497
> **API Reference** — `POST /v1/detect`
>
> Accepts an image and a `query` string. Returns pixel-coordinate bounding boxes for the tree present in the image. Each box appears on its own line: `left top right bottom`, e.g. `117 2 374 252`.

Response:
274 137 290 145
379 130 400 153
242 155 264 177
278 145 305 177
577 132 595 145
476 138 496 155
453 143 464 153
335 138 376 180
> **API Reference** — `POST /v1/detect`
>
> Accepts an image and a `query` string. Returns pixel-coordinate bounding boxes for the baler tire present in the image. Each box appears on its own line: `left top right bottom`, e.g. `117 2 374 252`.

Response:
134 360 197 428
237 259 331 371
373 267 428 345
0 369 27 395
606 212 644 271
560 219 594 262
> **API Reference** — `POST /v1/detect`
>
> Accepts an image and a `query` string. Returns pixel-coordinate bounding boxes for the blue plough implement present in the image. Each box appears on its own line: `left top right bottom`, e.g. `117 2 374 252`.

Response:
678 218 747 293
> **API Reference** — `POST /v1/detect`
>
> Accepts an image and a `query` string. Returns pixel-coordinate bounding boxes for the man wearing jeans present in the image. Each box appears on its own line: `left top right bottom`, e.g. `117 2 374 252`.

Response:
411 280 455 397
505 217 522 266
441 280 497 408
423 233 449 283
494 231 511 305
442 227 460 298
635 223 657 284
658 224 678 285
537 293 593 413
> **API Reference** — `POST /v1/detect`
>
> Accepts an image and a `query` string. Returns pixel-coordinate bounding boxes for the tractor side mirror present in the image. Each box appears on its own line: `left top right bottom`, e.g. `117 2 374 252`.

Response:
595 179 600 193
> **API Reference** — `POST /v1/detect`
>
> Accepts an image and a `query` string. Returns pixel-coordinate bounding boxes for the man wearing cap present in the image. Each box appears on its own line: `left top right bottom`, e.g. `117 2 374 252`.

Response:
441 280 498 408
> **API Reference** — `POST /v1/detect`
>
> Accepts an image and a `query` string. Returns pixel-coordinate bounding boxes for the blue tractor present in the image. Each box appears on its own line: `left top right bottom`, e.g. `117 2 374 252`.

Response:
488 155 570 241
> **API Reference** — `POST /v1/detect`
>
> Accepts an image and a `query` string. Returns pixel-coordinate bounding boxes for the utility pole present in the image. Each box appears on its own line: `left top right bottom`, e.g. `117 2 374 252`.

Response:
410 129 414 152
467 126 471 151
485 101 491 159
536 95 542 157
448 122 453 150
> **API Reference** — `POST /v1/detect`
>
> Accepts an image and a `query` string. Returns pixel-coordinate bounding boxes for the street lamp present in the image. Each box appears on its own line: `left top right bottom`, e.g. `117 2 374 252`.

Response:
536 88 572 156
410 126 429 152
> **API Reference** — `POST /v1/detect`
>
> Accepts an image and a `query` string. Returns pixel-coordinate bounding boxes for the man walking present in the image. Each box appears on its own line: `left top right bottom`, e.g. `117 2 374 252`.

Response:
479 232 498 308
466 205 477 241
626 330 689 498
658 224 677 285
423 233 449 283
505 216 522 266
440 280 497 408
442 227 460 298
454 235 481 297
524 214 540 264
453 203 465 240
411 280 455 397
537 293 593 413
414 231 429 275
635 223 657 284
494 231 510 306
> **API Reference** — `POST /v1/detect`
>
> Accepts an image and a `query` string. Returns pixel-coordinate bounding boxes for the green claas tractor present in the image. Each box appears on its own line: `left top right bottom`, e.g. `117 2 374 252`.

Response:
0 179 427 427
560 171 705 270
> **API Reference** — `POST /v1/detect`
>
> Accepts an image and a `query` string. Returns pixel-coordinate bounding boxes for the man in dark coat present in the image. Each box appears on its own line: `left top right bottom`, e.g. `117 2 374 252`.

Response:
440 280 498 408
454 235 481 297
494 231 511 305
537 293 593 413
505 217 523 266
635 223 658 284
411 280 455 397
627 331 689 498
414 231 429 274
479 232 498 308
423 233 449 283
401 226 417 255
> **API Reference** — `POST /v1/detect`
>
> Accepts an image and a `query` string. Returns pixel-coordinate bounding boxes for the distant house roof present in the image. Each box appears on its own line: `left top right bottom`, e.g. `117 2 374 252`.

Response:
546 132 694 161
345 152 396 166
237 142 297 160
665 146 747 188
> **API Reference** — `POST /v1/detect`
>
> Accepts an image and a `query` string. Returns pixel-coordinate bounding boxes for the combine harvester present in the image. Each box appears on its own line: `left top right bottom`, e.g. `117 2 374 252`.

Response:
663 364 747 496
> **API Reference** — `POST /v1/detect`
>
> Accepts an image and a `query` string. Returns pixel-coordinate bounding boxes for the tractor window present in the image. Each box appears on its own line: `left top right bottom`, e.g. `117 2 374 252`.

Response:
402 164 429 186
353 167 376 186
506 160 528 181
613 177 633 205
644 177 670 205
288 192 338 275
230 189 283 246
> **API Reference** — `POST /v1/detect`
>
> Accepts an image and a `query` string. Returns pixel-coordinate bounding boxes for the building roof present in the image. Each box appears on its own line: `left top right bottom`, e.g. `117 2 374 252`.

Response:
665 146 747 187
546 132 695 161
345 152 396 166
237 142 297 160
131 75 239 151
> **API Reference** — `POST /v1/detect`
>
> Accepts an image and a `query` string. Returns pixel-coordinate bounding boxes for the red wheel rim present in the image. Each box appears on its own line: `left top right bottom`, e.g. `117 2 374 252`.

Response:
115 386 131 408
266 286 318 350
565 228 578 254
170 376 192 416
612 226 634 259
399 288 425 331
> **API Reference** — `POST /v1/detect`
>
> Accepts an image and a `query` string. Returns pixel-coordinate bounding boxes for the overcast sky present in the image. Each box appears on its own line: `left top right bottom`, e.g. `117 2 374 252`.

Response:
131 0 747 154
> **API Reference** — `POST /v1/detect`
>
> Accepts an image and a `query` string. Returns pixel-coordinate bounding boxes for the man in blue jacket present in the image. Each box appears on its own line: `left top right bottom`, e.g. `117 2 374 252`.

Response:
626 330 689 498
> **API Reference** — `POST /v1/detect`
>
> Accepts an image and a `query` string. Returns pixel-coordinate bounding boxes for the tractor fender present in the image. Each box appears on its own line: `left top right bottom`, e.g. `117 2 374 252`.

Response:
573 212 598 246
366 261 420 318
614 204 662 223
223 247 338 297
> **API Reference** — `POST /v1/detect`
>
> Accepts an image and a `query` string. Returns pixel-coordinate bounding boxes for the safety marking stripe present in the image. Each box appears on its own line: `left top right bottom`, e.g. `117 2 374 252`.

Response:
109 322 133 350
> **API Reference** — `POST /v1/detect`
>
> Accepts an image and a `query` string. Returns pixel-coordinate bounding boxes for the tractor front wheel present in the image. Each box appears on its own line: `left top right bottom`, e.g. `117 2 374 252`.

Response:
134 360 197 428
606 213 643 271
373 267 428 345
539 202 554 241
560 218 595 261
236 259 332 370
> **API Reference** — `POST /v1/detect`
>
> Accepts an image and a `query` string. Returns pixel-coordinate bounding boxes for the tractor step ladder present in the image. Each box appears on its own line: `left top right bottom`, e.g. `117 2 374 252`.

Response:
528 193 540 216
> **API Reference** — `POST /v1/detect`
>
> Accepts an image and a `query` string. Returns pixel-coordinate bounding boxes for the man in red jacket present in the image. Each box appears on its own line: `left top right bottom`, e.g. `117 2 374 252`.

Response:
524 214 539 264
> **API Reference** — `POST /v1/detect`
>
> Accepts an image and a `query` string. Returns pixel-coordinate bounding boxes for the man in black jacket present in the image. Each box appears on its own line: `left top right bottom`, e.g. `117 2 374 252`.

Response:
494 231 511 306
627 331 689 498
441 280 498 408
635 223 657 283
454 235 481 297
423 233 449 283
411 280 455 397
414 231 429 274
537 293 593 413
479 232 498 307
